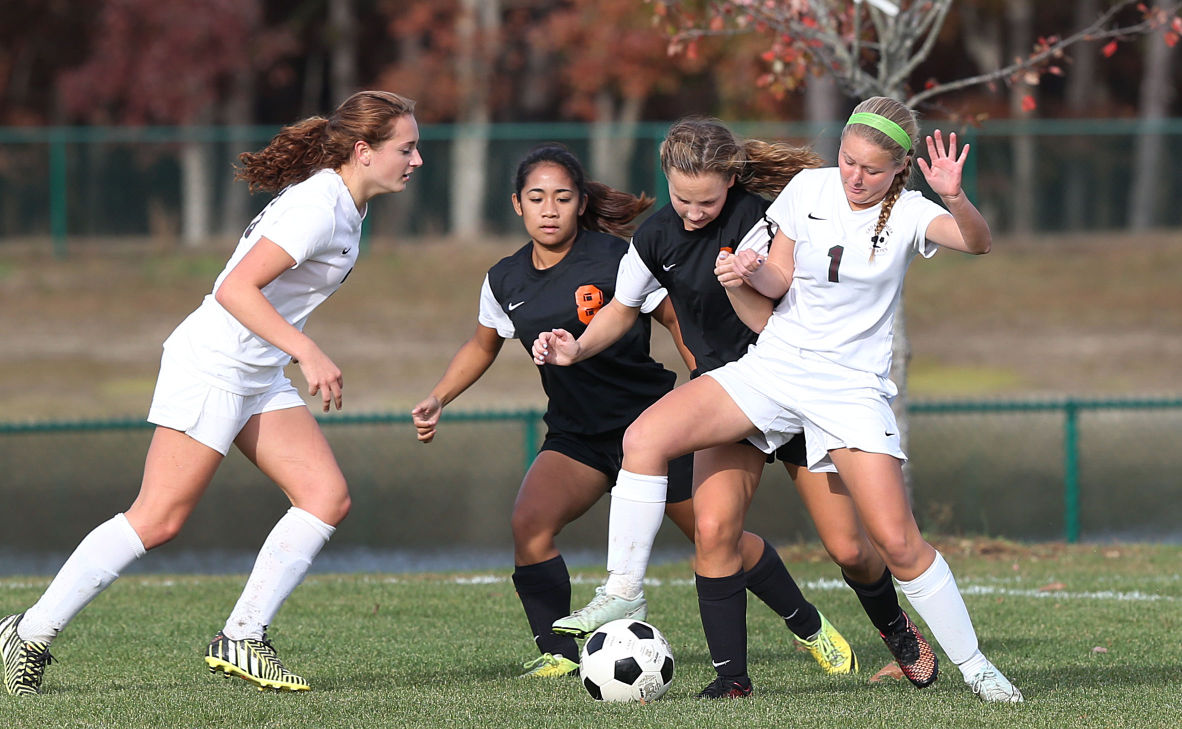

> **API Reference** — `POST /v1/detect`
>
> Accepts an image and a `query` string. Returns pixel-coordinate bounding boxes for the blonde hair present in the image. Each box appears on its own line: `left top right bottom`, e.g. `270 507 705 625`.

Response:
237 90 416 193
659 117 822 199
841 97 920 248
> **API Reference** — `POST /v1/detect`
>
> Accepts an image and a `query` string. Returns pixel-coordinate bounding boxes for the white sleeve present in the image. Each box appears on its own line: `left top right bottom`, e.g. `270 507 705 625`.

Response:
613 242 661 308
764 178 799 242
477 275 515 339
639 288 668 315
734 214 777 256
257 203 336 265
912 194 949 259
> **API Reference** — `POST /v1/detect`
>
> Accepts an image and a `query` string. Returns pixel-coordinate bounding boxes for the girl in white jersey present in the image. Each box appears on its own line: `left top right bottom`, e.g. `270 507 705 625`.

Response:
564 96 1019 702
0 90 422 696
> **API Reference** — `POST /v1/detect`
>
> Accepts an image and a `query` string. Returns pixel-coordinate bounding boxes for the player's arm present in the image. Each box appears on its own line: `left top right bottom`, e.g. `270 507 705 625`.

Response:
411 324 505 443
715 250 775 334
215 236 344 412
917 130 991 255
650 297 696 372
532 297 641 366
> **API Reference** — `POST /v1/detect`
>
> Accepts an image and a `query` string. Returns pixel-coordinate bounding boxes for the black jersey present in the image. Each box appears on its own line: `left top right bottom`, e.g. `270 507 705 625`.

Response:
483 230 676 436
628 188 773 373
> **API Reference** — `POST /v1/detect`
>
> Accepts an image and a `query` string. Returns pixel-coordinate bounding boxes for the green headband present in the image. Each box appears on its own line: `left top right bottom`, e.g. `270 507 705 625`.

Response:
846 112 912 152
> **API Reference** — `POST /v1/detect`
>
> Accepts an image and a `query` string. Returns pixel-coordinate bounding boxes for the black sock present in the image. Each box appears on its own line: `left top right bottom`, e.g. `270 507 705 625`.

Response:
843 568 905 635
697 570 748 680
745 538 821 638
512 555 578 658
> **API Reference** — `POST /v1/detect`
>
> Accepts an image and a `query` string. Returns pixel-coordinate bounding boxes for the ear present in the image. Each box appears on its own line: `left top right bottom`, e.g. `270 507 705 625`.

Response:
577 195 588 216
354 140 373 165
511 193 524 217
726 174 737 188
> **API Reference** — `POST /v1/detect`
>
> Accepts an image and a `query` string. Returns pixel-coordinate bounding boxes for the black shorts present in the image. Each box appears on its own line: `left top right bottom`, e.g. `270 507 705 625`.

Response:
769 431 807 467
539 429 694 504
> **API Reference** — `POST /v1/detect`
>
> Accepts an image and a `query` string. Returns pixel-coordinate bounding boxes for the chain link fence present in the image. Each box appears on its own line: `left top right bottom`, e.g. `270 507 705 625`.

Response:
2 120 1181 255
2 398 1179 574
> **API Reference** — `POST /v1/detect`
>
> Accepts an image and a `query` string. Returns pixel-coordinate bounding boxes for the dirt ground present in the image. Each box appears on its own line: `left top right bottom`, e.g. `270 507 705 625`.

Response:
1 230 1179 422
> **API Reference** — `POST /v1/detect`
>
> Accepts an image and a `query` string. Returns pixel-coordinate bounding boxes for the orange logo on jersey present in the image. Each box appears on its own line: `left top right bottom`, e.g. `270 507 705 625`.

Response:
575 284 605 325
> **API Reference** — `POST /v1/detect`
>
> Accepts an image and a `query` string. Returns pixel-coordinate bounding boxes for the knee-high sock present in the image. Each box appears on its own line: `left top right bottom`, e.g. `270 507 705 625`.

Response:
20 513 146 643
603 470 666 599
697 570 748 680
844 568 906 635
895 551 987 679
222 507 333 641
745 538 820 639
512 555 578 659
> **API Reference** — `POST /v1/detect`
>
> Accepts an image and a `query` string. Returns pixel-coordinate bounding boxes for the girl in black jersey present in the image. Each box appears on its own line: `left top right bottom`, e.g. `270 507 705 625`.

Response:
412 144 835 680
536 119 929 698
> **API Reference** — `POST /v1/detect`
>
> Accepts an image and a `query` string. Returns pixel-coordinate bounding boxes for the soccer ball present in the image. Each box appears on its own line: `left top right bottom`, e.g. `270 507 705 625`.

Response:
579 619 675 703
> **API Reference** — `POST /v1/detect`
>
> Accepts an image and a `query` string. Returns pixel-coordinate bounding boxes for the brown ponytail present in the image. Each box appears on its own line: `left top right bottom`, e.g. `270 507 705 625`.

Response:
237 90 415 194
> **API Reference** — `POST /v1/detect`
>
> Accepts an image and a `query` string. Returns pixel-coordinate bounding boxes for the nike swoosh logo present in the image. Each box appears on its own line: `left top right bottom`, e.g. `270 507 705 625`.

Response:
662 263 677 271
508 301 525 311
808 213 825 220
712 659 731 668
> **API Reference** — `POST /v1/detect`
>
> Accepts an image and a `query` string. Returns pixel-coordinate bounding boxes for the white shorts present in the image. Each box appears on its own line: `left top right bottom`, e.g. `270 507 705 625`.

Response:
146 354 306 455
705 342 905 473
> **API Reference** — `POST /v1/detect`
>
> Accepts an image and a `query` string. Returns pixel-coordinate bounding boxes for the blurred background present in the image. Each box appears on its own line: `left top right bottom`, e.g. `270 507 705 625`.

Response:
1 1 1179 573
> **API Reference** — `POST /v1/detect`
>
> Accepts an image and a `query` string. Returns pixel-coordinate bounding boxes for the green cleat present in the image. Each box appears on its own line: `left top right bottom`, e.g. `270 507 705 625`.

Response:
551 586 646 638
795 612 858 675
204 631 310 692
1 613 53 696
518 652 579 678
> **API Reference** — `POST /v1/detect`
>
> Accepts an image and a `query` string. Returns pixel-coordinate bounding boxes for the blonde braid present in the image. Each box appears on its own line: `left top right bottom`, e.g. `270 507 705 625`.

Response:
870 167 910 261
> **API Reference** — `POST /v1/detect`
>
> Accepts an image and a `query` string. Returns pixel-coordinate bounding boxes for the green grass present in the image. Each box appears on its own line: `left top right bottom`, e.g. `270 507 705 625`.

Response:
3 542 1180 728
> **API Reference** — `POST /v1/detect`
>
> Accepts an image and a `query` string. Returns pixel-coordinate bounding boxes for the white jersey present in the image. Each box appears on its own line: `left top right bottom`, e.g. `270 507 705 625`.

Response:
759 167 946 378
162 168 363 394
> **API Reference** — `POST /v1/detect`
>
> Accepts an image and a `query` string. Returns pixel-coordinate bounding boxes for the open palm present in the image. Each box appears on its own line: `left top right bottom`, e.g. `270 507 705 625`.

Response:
917 129 968 198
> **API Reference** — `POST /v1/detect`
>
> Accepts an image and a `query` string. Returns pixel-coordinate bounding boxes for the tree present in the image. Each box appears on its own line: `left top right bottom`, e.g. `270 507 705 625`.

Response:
651 0 1182 487
56 0 296 245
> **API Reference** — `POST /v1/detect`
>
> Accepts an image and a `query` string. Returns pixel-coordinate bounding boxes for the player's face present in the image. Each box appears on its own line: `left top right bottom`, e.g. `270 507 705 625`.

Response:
838 133 904 211
512 163 586 248
667 169 734 231
367 114 423 195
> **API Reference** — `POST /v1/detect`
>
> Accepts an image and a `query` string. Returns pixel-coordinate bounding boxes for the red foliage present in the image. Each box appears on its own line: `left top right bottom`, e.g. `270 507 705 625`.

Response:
56 0 292 125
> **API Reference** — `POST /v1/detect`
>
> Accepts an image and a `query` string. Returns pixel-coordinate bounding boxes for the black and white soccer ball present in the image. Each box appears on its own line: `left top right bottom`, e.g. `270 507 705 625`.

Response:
579 619 674 703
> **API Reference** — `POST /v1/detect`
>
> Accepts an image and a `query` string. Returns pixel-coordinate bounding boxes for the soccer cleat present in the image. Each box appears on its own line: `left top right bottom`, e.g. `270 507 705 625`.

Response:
204 631 310 692
551 586 646 638
518 652 579 678
696 674 753 699
795 612 858 675
1 613 54 696
969 663 1024 703
880 611 939 688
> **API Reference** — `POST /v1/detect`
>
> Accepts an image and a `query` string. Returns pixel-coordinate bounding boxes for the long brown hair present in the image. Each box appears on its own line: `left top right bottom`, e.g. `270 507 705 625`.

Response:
236 90 416 194
514 143 654 239
659 117 823 199
841 96 920 244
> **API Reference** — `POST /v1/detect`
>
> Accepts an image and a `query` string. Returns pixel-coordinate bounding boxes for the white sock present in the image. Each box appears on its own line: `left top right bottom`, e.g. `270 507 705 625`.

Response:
895 551 988 680
222 507 334 641
603 470 667 600
20 513 146 643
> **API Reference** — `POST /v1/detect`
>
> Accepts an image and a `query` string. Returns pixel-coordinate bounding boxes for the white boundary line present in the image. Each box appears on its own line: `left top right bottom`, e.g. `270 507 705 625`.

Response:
3 575 1177 603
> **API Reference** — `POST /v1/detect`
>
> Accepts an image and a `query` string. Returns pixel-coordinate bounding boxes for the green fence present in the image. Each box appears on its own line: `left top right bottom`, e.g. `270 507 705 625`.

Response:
2 118 1181 256
1 397 1179 560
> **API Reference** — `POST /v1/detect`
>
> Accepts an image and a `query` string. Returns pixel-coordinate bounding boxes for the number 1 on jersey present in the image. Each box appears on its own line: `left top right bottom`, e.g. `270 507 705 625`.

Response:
827 245 844 283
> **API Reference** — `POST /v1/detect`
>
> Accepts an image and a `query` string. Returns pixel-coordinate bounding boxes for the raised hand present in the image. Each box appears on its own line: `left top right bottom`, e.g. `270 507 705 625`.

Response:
917 129 968 199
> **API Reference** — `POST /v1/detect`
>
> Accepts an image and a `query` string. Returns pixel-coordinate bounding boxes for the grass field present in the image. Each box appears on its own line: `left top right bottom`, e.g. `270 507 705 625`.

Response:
1 231 1180 420
3 541 1180 728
